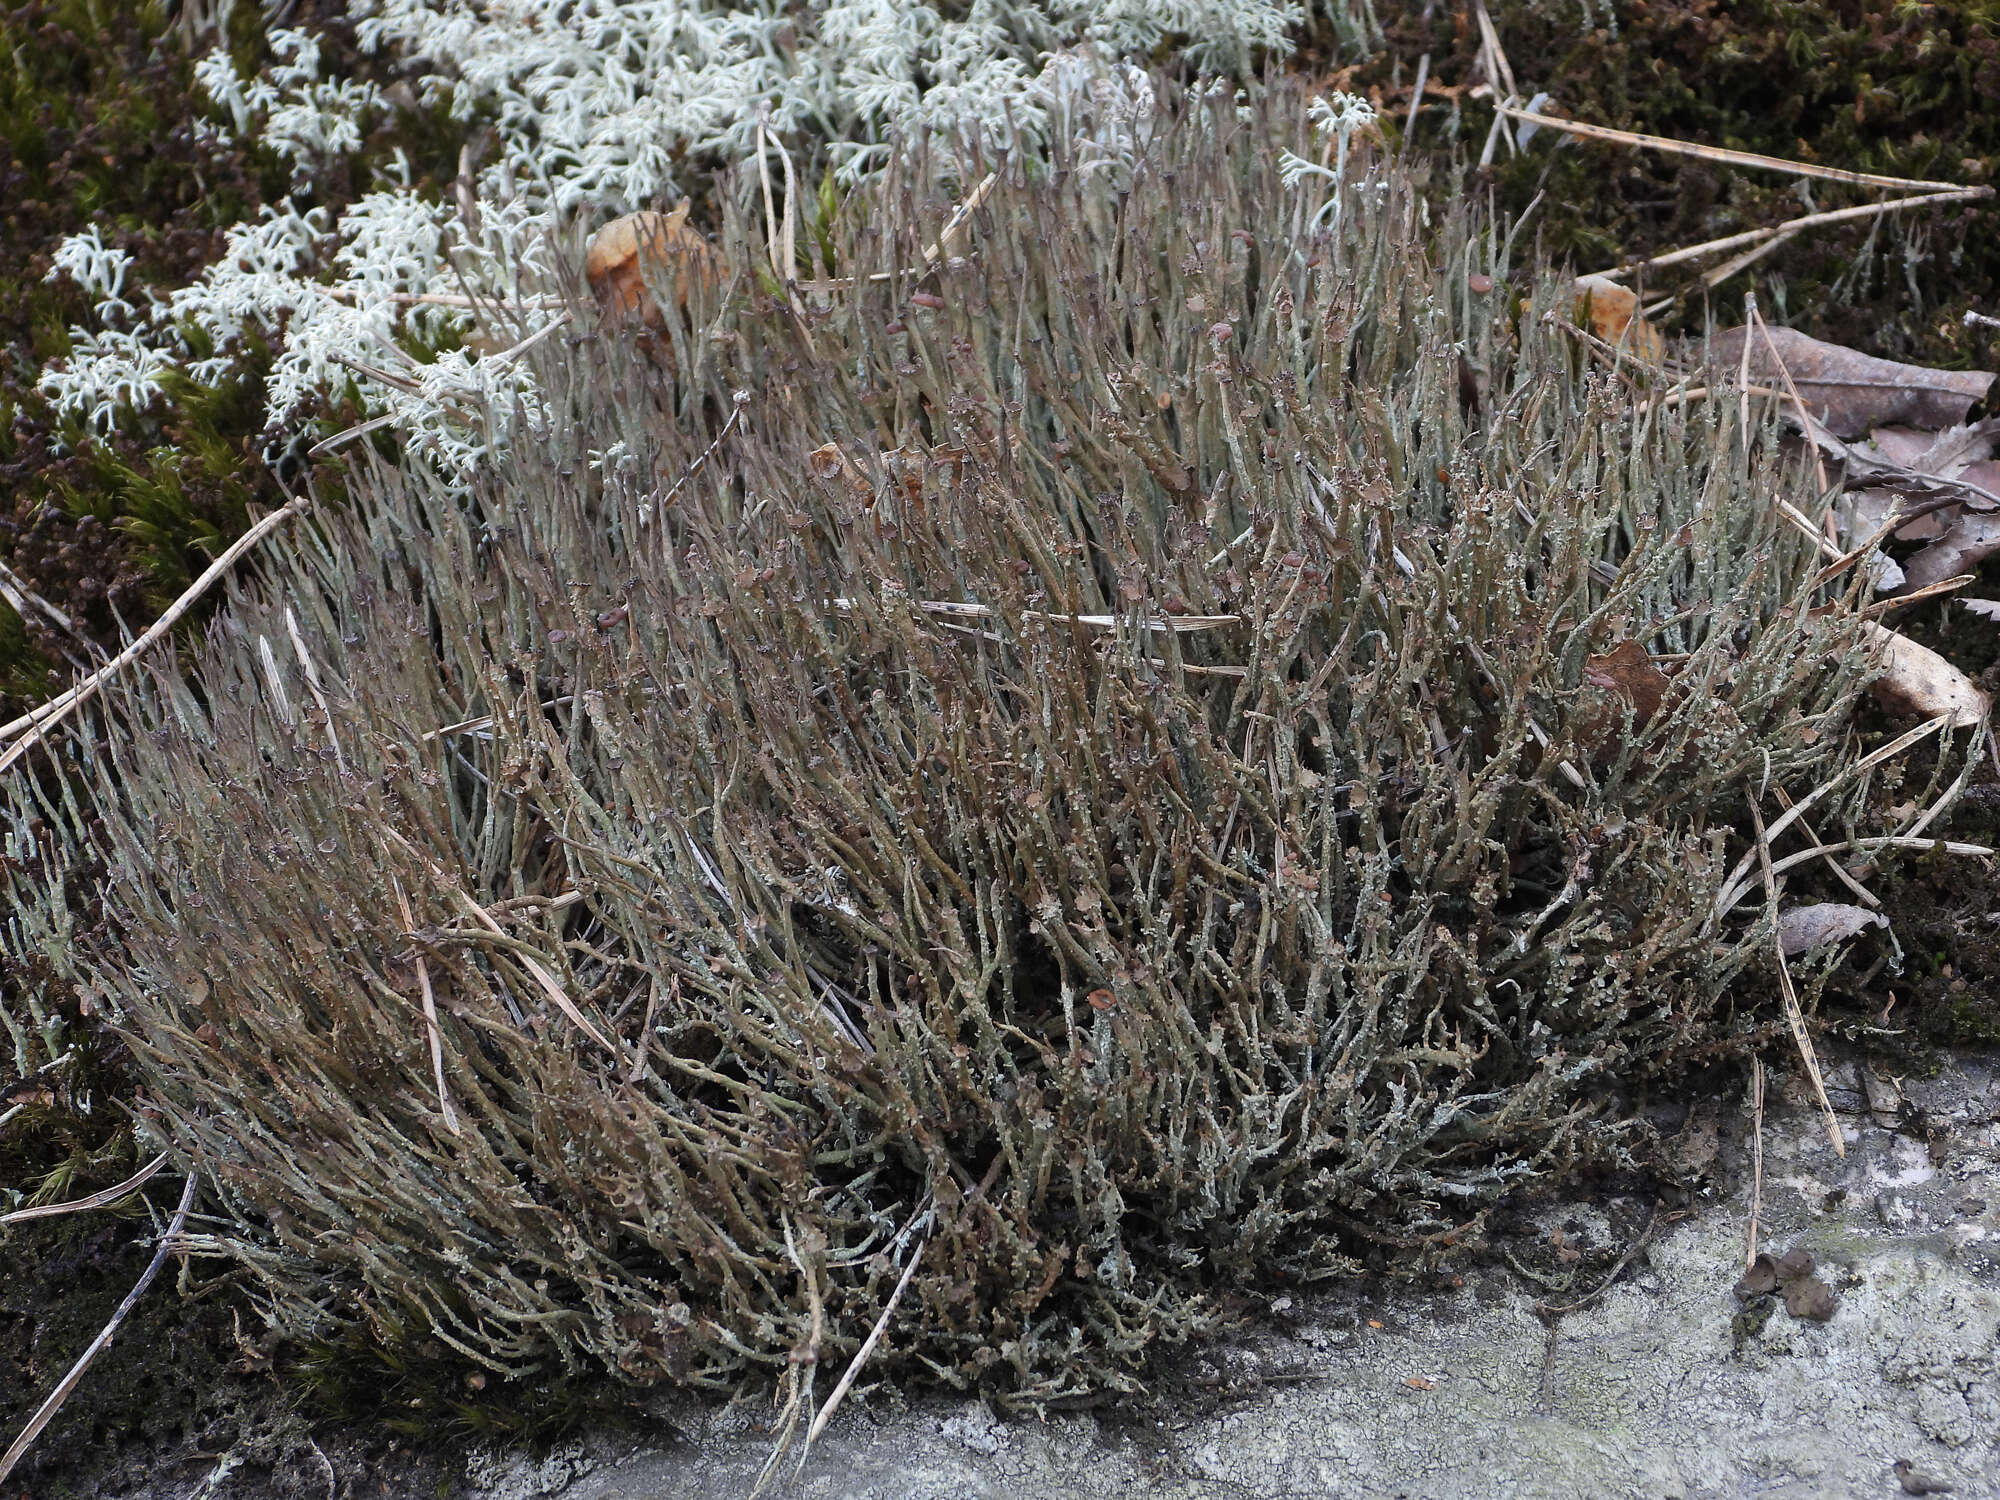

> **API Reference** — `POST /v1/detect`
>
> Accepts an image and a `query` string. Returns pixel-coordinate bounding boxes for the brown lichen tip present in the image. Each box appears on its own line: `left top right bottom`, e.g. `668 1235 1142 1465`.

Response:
585 201 718 326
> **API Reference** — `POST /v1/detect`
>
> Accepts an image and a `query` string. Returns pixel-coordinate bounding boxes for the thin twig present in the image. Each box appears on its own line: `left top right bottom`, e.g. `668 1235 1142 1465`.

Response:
831 597 1240 633
0 1169 198 1485
1752 298 1829 498
1749 795 1845 1159
1769 784 1880 909
0 497 309 773
1598 188 1988 281
0 556 82 640
1537 1203 1664 1318
1860 574 1975 616
308 411 399 458
1745 1057 1765 1270
1497 107 1980 194
648 390 750 515
0 1153 168 1226
1713 714 1951 919
1472 0 1519 104
393 879 462 1136
804 1234 927 1450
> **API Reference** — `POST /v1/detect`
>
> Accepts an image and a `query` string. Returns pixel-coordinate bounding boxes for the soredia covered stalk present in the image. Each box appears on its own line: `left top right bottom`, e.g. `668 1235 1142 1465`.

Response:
6 83 1890 1403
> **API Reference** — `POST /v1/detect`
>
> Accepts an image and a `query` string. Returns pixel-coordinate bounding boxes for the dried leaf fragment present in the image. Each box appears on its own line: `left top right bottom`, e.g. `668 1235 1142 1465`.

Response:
1862 622 1990 727
1711 326 1995 439
586 202 718 327
1572 275 1665 363
1578 639 1672 752
1778 903 1887 956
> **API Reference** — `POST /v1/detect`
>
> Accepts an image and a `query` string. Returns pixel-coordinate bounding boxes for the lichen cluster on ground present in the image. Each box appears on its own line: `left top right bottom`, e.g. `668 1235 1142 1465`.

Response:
6 77 1908 1419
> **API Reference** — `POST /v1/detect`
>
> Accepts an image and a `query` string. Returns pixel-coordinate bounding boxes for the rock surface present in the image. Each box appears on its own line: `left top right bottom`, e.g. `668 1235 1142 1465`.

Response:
454 1051 2000 1500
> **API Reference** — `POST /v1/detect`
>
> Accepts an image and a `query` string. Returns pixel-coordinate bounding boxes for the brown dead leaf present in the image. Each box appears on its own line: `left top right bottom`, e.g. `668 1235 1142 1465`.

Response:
1578 639 1671 752
1403 1376 1435 1391
1862 621 1990 726
1573 275 1665 363
586 202 719 327
1777 902 1886 956
1900 512 2000 594
1712 326 1995 439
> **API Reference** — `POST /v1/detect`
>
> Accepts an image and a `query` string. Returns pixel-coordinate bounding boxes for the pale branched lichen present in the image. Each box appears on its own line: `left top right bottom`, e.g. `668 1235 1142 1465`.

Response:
37 0 1307 464
4 85 1917 1402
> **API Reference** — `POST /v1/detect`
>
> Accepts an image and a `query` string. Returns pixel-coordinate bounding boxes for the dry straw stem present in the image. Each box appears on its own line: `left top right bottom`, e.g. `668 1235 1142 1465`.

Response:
14 84 1941 1403
1713 714 1954 919
0 495 308 776
0 1169 197 1485
1595 188 1991 283
1744 1057 1764 1270
0 1151 167 1225
1748 795 1843 1158
1492 104 1978 195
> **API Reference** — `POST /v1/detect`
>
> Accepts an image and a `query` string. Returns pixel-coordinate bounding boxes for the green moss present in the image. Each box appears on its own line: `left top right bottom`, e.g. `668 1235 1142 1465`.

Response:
0 0 472 720
1361 1 2000 366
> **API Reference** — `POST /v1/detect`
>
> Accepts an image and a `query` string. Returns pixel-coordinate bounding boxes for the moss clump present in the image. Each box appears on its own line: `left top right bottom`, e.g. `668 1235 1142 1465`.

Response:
0 0 471 722
8 86 1910 1405
1351 0 2000 368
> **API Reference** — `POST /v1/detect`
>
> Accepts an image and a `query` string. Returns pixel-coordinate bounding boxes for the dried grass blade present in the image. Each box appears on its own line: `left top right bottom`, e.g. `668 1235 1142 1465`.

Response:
1497 108 1978 194
0 1152 168 1225
0 496 309 772
804 1233 927 1451
1593 187 1988 280
1745 1057 1765 1269
0 1169 197 1484
394 880 461 1136
1748 795 1844 1158
1713 714 1952 919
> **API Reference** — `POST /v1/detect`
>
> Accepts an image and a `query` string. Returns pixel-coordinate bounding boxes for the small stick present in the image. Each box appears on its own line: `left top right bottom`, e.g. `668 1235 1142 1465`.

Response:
1537 1203 1664 1317
1763 834 1993 879
1745 1056 1765 1270
805 1235 927 1449
0 557 82 639
1596 188 1988 280
393 879 462 1136
647 389 750 515
1700 226 1801 291
1399 53 1431 160
0 1169 198 1484
1737 292 1757 451
1749 795 1845 1158
0 497 309 772
0 1152 167 1226
1496 107 1978 194
1751 299 1829 498
1860 574 1975 616
1712 713 1951 918
320 289 567 310
1813 502 1907 589
308 411 399 458
1770 784 1880 910
284 606 345 774
380 825 619 1057
1472 0 1519 103
484 310 573 366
